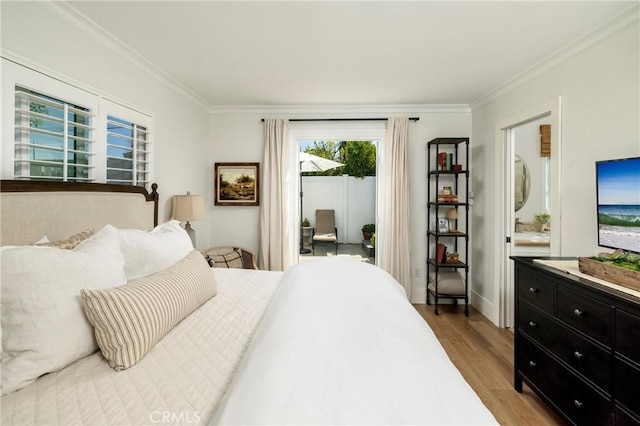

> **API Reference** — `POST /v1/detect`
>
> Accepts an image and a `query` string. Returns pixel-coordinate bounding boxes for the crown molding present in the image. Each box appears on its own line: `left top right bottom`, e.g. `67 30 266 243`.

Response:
208 104 471 115
471 3 640 111
40 2 471 116
49 1 213 111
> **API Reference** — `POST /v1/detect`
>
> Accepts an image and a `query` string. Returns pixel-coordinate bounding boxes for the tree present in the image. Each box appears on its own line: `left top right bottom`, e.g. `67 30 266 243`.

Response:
338 141 376 178
303 141 342 176
302 140 377 178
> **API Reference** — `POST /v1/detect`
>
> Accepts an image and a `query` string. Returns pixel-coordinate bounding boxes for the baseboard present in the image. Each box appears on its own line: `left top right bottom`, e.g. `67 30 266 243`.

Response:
411 285 426 304
470 290 498 326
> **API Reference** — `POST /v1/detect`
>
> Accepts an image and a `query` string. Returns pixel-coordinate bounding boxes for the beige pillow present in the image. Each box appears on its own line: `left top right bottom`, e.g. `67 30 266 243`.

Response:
36 228 95 249
204 247 244 269
81 250 217 371
428 271 465 295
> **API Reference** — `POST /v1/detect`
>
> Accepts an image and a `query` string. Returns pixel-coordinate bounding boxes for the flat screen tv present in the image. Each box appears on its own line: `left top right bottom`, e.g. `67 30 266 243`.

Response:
596 156 640 254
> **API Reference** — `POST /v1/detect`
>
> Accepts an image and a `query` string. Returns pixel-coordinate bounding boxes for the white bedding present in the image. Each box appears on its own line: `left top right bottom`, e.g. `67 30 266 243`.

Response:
0 268 282 426
213 259 498 425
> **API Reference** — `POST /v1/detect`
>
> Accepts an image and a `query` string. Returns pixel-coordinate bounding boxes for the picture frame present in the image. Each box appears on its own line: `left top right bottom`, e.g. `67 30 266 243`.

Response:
214 162 260 206
437 218 449 234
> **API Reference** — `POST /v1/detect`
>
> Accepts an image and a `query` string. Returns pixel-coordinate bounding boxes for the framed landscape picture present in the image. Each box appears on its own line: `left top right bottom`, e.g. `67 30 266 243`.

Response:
214 162 260 206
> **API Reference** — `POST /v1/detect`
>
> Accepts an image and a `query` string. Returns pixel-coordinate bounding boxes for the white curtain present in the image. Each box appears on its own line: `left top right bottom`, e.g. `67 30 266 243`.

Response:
259 119 297 271
378 118 412 299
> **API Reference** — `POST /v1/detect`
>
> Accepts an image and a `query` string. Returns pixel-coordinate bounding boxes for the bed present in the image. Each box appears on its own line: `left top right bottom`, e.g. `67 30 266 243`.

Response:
1 180 497 425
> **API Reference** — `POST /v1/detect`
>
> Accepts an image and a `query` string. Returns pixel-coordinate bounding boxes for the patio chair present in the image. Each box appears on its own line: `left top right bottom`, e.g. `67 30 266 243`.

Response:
312 209 338 255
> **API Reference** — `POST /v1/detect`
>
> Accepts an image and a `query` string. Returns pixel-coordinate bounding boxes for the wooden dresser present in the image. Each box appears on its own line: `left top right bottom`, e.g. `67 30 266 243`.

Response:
512 257 640 425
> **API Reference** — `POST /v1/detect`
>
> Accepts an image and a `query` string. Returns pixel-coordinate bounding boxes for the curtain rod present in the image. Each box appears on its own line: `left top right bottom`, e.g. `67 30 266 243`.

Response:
260 117 419 122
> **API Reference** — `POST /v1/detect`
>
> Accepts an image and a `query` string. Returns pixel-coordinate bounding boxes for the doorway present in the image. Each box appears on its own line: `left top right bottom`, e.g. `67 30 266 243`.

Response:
494 97 562 328
289 122 387 265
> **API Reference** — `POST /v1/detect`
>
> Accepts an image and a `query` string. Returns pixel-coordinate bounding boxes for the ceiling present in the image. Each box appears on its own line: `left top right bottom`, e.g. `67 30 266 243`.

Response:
66 1 636 108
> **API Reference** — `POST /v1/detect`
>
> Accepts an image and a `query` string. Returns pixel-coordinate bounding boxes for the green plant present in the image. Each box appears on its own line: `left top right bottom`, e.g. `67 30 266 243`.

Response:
370 233 376 247
535 213 550 224
591 250 640 272
301 217 311 227
362 223 375 233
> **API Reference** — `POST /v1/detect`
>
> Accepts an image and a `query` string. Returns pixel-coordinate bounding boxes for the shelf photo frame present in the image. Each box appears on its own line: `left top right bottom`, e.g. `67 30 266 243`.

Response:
214 162 260 206
437 218 449 234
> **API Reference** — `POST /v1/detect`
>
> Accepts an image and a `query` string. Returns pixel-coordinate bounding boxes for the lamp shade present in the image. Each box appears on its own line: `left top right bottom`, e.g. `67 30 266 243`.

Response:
446 208 458 220
172 193 205 222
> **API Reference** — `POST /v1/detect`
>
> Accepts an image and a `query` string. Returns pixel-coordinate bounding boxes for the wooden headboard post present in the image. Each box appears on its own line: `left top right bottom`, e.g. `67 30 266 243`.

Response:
150 182 159 227
1 180 160 245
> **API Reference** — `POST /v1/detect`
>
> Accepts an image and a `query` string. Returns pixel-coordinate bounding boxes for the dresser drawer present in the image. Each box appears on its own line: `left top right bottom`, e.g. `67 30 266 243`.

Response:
517 338 614 425
518 300 555 346
616 406 640 426
616 357 640 417
557 285 612 346
616 309 640 363
518 336 559 397
517 268 555 315
519 337 613 425
518 301 612 392
553 326 612 392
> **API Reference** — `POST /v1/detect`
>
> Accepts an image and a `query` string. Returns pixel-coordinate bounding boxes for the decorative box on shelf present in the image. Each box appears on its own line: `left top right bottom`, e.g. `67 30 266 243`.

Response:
437 194 458 203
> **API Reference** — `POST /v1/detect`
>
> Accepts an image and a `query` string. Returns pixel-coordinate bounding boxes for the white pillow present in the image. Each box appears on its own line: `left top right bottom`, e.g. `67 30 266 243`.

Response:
1 225 127 395
117 220 193 281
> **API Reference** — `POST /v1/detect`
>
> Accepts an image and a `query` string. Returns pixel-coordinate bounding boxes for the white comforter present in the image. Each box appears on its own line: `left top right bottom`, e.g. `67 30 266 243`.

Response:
214 258 498 425
1 268 282 426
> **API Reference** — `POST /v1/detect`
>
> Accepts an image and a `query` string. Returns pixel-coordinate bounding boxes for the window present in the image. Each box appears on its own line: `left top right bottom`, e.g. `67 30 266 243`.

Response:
106 115 150 187
14 86 94 181
3 60 153 188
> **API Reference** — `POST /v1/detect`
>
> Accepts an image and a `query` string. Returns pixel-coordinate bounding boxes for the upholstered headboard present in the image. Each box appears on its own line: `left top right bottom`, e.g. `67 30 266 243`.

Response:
1 181 159 246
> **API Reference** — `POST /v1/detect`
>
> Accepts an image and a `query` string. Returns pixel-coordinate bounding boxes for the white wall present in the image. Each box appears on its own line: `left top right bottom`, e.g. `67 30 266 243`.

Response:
301 176 375 244
1 2 212 248
8 2 633 316
207 114 264 252
209 111 471 302
471 20 640 324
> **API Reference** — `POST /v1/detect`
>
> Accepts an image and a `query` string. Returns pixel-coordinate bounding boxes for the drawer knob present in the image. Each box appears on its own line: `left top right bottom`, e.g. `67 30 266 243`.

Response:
529 361 537 367
574 400 583 408
574 308 583 317
529 287 538 294
574 351 583 359
528 321 537 328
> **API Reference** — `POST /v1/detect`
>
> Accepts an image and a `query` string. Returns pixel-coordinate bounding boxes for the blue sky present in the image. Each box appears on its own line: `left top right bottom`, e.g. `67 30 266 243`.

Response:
598 157 640 204
299 140 313 152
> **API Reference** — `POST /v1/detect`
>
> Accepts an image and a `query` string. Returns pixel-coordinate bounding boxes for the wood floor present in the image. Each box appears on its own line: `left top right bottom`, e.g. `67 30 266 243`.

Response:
414 304 565 426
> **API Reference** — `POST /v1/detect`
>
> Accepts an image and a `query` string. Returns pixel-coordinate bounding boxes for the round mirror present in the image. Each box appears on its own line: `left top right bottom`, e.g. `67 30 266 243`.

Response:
514 155 531 212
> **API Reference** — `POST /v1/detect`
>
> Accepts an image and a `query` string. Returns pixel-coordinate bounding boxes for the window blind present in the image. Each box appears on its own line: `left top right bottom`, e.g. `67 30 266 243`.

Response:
106 115 150 187
14 87 95 181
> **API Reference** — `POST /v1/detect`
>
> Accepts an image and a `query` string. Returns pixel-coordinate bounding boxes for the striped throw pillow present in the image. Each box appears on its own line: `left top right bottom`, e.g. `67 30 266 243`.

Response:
81 250 217 371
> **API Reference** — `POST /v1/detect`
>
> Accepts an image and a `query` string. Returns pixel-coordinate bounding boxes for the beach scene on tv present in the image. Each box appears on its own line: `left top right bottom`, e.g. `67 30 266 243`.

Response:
597 157 640 254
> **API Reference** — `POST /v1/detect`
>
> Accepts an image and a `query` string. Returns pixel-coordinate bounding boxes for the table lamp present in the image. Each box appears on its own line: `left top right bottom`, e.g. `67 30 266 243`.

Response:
446 207 458 232
172 191 205 247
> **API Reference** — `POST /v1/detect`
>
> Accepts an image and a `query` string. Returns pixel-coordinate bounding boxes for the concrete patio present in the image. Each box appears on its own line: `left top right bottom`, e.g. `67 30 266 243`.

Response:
299 243 375 263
